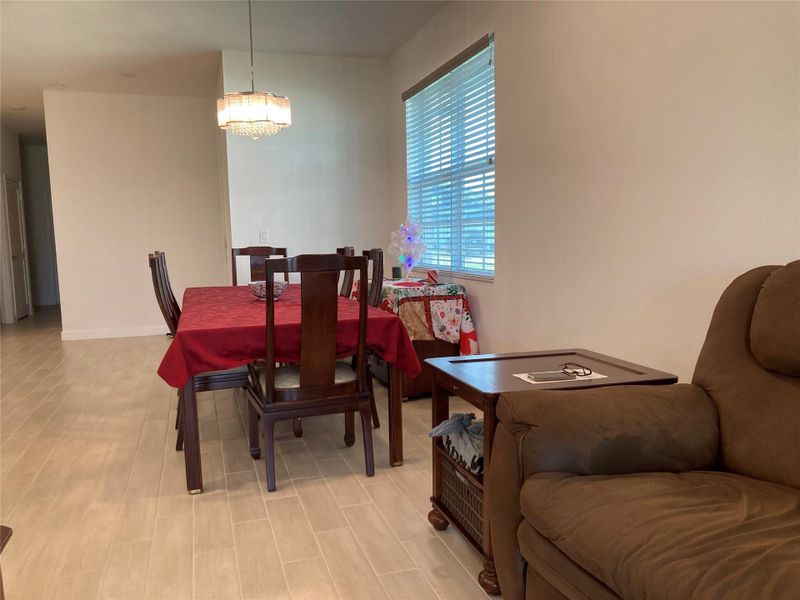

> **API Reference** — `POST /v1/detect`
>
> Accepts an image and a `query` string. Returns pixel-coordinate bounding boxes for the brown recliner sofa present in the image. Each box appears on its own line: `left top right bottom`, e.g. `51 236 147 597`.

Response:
489 261 800 600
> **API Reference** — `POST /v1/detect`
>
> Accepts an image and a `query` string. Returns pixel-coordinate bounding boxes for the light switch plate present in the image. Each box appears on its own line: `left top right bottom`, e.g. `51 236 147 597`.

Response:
258 229 270 243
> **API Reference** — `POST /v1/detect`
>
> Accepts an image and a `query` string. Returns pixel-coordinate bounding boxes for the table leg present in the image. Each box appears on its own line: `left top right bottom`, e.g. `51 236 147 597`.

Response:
388 363 403 466
479 562 501 596
428 378 450 530
479 400 500 595
181 379 203 494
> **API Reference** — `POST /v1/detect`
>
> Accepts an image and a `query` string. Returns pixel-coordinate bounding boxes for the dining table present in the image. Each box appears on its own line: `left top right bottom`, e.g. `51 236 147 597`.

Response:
158 284 421 494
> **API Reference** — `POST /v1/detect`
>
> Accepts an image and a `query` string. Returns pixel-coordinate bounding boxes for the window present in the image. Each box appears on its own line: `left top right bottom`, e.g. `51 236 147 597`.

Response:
404 35 495 277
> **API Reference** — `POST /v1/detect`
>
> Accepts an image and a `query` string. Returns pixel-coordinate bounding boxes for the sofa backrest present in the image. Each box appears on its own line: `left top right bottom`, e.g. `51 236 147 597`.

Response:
692 261 800 490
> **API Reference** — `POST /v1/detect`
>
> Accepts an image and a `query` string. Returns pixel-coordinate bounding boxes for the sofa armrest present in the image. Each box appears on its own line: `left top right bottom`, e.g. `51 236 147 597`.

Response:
498 383 719 479
489 383 718 600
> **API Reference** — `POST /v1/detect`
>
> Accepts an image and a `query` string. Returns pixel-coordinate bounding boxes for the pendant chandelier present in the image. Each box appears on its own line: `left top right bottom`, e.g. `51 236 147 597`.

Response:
217 0 291 139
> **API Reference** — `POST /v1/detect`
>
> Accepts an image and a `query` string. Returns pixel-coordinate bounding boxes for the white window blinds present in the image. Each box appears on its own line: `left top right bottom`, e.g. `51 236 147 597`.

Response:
405 37 495 277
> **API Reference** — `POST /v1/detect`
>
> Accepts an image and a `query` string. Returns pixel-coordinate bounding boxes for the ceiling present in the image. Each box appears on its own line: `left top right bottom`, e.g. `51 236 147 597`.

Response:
0 0 445 135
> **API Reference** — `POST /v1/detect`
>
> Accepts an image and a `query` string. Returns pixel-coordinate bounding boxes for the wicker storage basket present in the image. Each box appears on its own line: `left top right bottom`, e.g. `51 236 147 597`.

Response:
437 446 484 547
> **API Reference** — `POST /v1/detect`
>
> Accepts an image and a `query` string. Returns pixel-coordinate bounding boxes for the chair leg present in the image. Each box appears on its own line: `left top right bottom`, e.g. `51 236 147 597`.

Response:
366 370 380 429
359 403 375 477
264 416 278 492
175 391 181 430
292 418 303 438
344 412 355 446
175 390 184 452
248 402 261 459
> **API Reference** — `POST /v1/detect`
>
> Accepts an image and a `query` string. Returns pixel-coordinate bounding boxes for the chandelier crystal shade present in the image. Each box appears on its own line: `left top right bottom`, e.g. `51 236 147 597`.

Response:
217 0 291 139
217 92 291 138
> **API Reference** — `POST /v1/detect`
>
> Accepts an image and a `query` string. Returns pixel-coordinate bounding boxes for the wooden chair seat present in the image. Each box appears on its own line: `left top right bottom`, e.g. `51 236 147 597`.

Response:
256 362 356 390
197 366 249 377
194 366 250 389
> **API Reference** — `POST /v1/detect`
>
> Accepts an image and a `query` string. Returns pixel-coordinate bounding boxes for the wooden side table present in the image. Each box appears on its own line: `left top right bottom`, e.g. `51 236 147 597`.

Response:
426 349 677 595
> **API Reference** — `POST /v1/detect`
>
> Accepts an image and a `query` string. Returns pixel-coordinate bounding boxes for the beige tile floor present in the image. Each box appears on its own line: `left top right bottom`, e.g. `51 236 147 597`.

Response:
0 309 492 600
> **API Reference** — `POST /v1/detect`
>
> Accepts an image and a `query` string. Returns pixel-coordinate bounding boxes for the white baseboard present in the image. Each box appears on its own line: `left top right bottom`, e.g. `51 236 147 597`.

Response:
61 325 168 341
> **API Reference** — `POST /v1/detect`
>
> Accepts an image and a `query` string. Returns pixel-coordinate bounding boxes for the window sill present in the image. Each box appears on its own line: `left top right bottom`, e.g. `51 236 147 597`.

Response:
411 268 495 283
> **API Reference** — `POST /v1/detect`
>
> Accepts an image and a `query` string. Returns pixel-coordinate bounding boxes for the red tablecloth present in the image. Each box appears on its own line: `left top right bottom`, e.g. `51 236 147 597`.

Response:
158 285 421 389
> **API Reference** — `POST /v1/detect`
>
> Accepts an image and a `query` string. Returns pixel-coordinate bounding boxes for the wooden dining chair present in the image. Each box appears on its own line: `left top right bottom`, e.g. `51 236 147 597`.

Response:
362 248 384 308
231 246 289 284
231 246 303 438
336 246 355 298
246 254 374 491
149 251 180 336
148 251 249 451
354 248 385 428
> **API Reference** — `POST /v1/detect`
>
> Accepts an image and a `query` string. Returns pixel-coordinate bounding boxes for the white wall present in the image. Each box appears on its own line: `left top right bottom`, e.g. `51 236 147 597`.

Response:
0 126 22 324
21 143 59 306
44 91 227 339
222 50 390 283
389 1 800 381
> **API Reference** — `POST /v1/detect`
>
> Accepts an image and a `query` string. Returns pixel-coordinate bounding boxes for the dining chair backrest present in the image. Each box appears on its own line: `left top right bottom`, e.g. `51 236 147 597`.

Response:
262 254 369 402
148 251 181 335
362 248 384 308
336 246 355 298
231 246 289 284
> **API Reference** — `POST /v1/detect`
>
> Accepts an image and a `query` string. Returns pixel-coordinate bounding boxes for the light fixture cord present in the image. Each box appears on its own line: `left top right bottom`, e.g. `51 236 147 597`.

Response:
248 0 255 93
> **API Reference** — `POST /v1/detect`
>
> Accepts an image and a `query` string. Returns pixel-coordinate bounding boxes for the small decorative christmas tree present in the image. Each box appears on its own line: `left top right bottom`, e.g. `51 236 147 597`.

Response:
388 221 425 279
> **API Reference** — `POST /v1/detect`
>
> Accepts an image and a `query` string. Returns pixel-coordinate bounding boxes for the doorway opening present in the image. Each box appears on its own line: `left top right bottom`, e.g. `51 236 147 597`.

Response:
2 175 31 320
20 138 60 312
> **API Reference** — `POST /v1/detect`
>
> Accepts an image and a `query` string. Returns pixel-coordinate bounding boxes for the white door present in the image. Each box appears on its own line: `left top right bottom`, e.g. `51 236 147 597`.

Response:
4 178 31 320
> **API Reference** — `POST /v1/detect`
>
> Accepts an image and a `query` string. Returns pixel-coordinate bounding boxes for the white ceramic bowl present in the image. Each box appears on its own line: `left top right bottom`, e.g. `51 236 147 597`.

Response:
249 280 288 299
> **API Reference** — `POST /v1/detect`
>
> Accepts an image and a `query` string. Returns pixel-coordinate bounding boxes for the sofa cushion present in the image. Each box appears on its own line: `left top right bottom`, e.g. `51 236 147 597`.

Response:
693 265 800 490
750 260 800 376
521 471 800 600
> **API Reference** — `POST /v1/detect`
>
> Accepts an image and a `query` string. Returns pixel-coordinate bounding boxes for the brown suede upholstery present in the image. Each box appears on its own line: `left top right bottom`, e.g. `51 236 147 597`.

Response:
489 421 527 600
490 262 800 600
693 264 800 489
491 384 719 600
522 472 800 600
517 523 618 600
497 384 718 479
750 260 800 376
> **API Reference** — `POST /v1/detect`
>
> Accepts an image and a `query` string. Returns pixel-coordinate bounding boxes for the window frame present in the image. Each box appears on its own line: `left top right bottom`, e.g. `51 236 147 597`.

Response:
403 34 496 281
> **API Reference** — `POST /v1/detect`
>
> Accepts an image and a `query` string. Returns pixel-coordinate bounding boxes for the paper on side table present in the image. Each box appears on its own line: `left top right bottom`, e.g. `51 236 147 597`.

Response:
512 372 609 385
